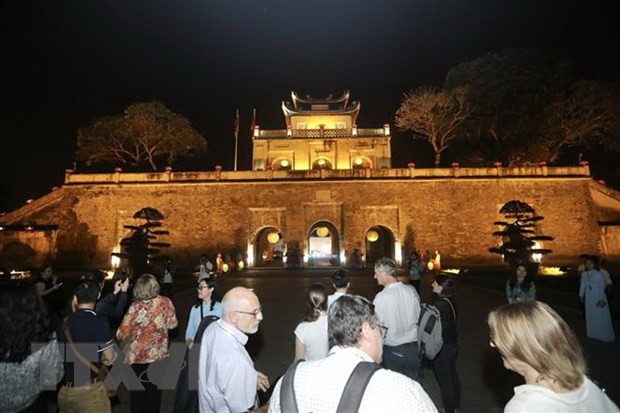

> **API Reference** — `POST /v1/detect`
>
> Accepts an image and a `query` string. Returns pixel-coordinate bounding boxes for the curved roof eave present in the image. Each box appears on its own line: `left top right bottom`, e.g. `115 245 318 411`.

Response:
282 101 361 120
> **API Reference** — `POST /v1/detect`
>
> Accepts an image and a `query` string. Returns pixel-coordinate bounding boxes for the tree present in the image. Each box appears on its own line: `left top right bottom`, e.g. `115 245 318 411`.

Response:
395 86 471 167
76 101 207 171
541 80 620 163
489 200 553 270
112 207 171 276
444 48 573 164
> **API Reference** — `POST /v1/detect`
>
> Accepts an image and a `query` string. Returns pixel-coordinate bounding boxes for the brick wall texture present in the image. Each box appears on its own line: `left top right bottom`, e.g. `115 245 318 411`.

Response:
2 174 611 269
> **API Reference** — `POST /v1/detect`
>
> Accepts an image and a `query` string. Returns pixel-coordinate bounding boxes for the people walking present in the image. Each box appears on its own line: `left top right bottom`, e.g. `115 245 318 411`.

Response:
198 286 270 412
294 283 329 361
185 277 222 349
505 264 536 303
57 280 117 413
159 258 175 300
430 274 461 413
267 295 437 412
406 251 425 294
197 254 213 282
579 256 615 342
373 257 422 382
116 274 178 413
0 284 64 413
488 301 620 412
327 269 350 309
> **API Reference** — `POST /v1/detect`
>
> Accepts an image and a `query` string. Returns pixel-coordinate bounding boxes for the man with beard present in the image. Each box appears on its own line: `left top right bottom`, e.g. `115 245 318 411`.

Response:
198 287 270 412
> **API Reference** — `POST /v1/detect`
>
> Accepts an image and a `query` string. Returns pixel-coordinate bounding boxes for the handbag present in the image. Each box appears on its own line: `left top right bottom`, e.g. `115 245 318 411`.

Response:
63 321 117 398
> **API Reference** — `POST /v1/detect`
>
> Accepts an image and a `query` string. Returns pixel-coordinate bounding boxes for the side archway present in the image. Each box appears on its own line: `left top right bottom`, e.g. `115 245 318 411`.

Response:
364 225 395 266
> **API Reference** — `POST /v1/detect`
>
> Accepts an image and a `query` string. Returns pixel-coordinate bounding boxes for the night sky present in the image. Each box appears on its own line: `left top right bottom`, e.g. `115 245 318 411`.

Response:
1 0 618 211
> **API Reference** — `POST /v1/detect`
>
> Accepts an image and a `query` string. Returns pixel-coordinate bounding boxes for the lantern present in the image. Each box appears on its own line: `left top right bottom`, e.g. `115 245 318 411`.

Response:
267 232 280 244
366 230 379 242
316 227 329 237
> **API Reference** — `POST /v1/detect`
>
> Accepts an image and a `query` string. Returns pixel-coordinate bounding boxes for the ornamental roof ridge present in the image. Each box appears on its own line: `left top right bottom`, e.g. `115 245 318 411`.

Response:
281 101 361 121
291 90 350 107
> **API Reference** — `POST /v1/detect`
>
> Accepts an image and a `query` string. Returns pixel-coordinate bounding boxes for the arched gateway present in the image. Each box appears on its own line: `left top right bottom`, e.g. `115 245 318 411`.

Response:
307 221 340 267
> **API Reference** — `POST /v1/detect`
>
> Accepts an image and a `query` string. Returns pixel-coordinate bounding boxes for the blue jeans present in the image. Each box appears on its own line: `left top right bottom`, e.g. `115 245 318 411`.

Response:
382 342 421 383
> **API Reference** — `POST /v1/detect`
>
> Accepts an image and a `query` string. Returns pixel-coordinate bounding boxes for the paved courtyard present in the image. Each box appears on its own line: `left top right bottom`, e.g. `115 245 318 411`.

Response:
45 267 620 412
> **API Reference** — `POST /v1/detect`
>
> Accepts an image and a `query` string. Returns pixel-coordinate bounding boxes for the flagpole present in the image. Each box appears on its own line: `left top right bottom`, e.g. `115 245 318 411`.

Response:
234 108 239 171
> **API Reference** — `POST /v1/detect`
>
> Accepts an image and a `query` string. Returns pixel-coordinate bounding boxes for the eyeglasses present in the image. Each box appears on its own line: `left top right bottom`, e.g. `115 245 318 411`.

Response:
377 324 388 339
197 286 209 290
236 307 262 318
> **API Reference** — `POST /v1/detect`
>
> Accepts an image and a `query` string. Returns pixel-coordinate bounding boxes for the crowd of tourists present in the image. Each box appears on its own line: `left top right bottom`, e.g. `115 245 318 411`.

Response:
0 254 618 413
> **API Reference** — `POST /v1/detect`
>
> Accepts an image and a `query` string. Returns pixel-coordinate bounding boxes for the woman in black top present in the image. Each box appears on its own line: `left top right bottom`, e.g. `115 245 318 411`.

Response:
431 274 460 413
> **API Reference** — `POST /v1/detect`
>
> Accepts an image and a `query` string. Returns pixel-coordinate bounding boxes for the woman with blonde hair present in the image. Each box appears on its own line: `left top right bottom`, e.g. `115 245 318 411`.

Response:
117 274 178 413
487 301 619 412
293 283 329 361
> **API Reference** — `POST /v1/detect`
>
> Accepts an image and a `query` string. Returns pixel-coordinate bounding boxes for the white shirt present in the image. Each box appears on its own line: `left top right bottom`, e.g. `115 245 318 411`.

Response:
268 346 437 413
601 268 612 285
198 319 257 413
294 314 329 361
163 269 173 284
373 281 420 346
505 377 620 412
327 292 346 309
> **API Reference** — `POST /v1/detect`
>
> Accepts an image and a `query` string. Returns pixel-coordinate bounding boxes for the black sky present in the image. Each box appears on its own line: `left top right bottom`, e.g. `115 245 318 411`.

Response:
1 0 618 211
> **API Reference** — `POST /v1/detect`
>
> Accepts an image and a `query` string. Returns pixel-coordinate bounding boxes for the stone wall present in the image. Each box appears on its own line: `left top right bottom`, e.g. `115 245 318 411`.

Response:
1 166 612 270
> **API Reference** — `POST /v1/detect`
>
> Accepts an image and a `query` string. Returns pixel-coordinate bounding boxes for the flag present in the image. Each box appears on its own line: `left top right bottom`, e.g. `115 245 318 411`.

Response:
233 108 240 139
250 107 257 132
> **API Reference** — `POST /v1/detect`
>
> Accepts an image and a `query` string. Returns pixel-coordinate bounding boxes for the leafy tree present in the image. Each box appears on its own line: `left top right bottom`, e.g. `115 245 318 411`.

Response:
444 48 573 164
76 101 207 171
541 80 620 163
489 200 553 270
395 86 471 167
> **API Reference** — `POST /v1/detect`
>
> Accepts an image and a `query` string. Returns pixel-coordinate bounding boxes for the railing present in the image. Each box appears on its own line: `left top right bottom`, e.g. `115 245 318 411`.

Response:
63 165 591 185
256 128 386 139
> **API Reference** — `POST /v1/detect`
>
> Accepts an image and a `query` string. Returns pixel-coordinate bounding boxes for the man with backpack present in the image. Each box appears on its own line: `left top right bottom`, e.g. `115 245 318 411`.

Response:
373 257 422 382
267 295 437 412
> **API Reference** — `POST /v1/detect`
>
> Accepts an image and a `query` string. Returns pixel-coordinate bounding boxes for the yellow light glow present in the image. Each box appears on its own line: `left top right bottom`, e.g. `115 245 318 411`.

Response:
280 159 290 168
316 227 329 237
532 241 543 262
247 245 254 267
267 232 280 244
111 255 120 269
366 230 379 242
317 159 326 166
354 157 363 165
238 261 245 270
222 263 229 273
539 266 566 276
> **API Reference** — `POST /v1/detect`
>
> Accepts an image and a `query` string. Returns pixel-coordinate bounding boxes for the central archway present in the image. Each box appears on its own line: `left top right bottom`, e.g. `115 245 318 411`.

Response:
254 227 285 267
307 221 340 267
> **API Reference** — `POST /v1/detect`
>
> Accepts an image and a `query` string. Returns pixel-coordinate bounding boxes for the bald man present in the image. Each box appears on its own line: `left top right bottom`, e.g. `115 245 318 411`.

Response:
198 286 269 413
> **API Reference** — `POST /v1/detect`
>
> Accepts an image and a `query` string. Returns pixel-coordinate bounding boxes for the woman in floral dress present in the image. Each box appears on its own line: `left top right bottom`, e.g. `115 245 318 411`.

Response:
117 274 178 413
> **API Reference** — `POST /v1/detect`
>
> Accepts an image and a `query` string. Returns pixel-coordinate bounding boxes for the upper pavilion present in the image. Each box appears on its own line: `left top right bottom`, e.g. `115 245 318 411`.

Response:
252 91 391 171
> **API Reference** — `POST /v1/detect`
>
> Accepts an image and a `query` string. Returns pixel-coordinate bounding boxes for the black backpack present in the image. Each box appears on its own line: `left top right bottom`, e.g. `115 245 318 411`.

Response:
172 314 220 413
280 359 382 412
